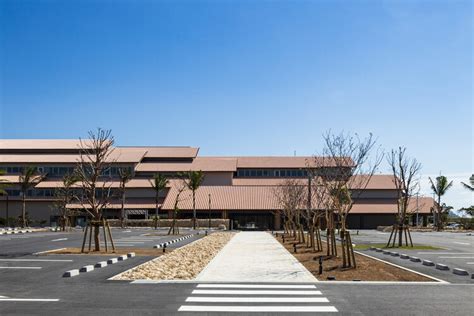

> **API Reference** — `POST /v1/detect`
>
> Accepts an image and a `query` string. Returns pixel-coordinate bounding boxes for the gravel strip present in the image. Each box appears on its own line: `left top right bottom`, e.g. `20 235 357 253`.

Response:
113 232 235 280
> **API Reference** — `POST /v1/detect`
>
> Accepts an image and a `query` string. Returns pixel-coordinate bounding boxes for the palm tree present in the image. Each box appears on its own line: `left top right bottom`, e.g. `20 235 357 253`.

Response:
150 173 169 230
0 170 10 227
19 167 44 228
118 168 132 228
0 170 9 196
54 173 79 231
184 170 205 230
461 174 474 191
429 175 453 231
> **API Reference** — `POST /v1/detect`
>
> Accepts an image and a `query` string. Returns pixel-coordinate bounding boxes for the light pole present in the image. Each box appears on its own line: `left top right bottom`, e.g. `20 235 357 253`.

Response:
208 193 211 230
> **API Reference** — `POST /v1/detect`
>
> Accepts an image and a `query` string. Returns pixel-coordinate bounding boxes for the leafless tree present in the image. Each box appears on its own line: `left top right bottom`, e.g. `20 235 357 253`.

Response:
75 128 116 252
386 147 421 247
315 131 383 268
53 173 80 232
273 179 306 243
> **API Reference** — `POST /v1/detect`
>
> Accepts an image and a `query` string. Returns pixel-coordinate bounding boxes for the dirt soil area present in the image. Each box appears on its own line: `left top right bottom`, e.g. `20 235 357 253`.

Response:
276 234 433 282
47 247 169 256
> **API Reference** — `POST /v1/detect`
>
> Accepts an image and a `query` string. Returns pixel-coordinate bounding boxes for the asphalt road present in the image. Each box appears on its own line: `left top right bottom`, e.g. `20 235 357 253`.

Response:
349 229 474 284
1 229 473 315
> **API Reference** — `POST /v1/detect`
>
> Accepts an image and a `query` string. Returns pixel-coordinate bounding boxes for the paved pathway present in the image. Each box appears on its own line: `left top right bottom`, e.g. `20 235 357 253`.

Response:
196 231 317 282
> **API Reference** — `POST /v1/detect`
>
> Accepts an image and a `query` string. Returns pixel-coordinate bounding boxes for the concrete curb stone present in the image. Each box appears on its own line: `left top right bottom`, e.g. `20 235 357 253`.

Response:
436 263 449 271
400 254 409 259
80 265 94 273
422 260 435 266
452 268 469 276
95 261 108 268
63 269 79 277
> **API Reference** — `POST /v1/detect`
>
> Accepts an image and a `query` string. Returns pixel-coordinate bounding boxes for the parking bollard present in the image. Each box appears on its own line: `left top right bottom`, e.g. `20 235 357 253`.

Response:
293 243 297 253
163 244 167 253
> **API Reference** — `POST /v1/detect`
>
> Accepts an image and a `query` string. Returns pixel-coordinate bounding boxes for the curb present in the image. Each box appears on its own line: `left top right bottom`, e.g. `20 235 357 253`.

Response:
63 252 136 277
153 234 195 249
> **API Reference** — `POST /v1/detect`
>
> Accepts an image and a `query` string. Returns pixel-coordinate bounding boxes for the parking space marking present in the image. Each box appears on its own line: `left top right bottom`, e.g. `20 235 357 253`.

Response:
452 242 470 245
0 298 59 302
0 259 73 262
438 257 474 259
0 267 42 269
51 238 68 242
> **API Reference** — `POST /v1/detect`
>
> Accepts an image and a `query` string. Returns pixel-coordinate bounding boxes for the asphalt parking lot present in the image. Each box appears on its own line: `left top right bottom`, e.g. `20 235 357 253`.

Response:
350 229 474 284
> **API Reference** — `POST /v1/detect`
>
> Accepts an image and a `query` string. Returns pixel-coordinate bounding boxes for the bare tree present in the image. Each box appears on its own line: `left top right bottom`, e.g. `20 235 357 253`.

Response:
273 179 306 243
386 147 421 247
315 131 383 268
118 167 132 228
53 173 80 231
75 128 116 252
183 170 205 230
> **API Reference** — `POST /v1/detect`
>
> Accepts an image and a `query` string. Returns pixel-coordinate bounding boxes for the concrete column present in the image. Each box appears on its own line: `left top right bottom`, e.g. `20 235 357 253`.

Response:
222 210 228 219
274 211 281 230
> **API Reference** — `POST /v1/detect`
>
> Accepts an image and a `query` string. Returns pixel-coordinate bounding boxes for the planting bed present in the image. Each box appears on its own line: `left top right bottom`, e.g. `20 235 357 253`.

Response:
276 234 434 282
112 232 235 280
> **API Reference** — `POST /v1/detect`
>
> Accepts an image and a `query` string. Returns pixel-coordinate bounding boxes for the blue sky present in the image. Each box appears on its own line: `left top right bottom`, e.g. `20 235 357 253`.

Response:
0 0 472 209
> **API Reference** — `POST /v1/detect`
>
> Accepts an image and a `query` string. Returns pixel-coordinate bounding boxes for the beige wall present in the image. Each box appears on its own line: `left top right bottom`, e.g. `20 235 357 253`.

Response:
202 172 233 185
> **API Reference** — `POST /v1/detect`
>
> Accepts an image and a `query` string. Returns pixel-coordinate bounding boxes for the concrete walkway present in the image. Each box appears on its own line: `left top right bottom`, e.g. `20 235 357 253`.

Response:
196 231 317 282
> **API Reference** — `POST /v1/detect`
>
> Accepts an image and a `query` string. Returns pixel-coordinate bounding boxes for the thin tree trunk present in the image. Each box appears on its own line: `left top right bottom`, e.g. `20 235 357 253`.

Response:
94 224 100 251
192 191 196 230
22 193 26 228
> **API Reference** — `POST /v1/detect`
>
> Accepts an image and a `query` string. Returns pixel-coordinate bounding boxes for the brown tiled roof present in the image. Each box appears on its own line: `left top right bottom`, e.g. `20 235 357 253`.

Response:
134 147 199 158
349 175 397 190
0 139 84 149
0 148 146 164
135 157 237 172
0 175 20 183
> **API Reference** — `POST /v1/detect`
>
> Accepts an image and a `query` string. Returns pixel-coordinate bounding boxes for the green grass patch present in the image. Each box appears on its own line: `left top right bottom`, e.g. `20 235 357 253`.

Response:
354 243 444 250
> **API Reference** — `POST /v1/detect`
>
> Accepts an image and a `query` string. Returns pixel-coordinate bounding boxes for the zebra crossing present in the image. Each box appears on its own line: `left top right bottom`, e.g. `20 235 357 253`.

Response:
178 283 338 313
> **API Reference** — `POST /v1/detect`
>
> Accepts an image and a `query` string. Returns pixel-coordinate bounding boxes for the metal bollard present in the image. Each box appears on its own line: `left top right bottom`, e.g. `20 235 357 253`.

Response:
293 243 297 253
163 244 167 253
282 235 285 243
318 256 323 275
205 230 208 236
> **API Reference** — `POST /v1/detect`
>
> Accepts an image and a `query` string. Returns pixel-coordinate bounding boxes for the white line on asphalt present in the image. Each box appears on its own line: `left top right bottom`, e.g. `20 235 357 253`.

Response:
0 298 59 302
191 290 322 295
466 262 474 264
196 284 317 289
0 259 73 262
186 297 329 303
51 238 68 242
33 248 66 255
452 242 470 245
438 256 474 259
417 252 474 255
0 267 42 269
178 305 338 312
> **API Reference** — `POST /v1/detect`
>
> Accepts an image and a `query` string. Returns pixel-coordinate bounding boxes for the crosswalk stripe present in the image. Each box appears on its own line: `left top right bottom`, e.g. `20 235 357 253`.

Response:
192 289 322 295
178 305 338 312
185 296 329 303
197 284 316 289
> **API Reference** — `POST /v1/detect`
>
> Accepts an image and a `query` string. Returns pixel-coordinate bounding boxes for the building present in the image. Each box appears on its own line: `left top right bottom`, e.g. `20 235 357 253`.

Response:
0 139 434 229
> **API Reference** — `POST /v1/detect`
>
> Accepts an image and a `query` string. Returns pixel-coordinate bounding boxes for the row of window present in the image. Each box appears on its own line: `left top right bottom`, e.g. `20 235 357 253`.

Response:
235 169 309 178
0 166 133 177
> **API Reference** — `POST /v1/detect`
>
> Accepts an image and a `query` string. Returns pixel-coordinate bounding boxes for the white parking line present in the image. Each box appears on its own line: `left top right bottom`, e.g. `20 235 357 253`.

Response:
417 252 474 255
186 297 329 303
0 298 59 302
197 284 317 289
51 238 68 242
178 305 338 312
0 267 42 269
438 257 474 259
192 290 322 295
0 259 73 262
452 242 470 245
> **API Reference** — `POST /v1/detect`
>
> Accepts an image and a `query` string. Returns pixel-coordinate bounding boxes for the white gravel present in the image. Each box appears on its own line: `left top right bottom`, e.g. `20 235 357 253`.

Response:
113 232 235 280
